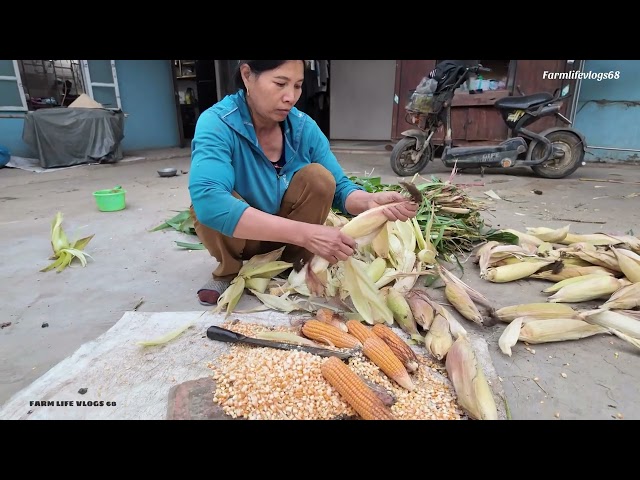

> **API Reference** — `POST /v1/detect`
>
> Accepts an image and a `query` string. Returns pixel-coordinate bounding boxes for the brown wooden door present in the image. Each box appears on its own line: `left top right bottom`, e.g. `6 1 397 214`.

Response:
513 59 576 133
391 60 436 140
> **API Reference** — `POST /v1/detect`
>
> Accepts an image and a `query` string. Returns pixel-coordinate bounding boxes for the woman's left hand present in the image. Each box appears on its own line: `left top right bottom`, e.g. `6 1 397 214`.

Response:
368 191 419 222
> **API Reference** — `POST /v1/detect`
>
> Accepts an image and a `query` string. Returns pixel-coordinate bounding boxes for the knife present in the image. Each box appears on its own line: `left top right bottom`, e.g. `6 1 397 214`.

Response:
206 325 355 360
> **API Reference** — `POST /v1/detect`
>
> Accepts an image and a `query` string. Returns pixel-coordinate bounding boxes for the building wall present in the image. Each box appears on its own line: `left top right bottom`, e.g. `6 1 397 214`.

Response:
573 60 640 162
0 60 180 158
329 60 397 141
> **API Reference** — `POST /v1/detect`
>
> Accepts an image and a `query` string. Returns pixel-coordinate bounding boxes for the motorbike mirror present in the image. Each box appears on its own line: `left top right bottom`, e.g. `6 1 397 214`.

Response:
561 84 570 97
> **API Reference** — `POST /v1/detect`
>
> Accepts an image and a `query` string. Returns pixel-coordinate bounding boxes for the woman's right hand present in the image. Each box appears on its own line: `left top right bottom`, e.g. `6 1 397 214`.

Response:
301 224 357 264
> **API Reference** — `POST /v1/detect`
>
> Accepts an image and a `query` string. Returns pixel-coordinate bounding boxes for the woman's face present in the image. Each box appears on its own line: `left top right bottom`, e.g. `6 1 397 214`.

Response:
242 61 305 123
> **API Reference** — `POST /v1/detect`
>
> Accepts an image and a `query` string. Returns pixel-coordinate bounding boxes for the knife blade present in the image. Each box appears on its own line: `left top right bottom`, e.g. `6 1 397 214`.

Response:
206 325 355 360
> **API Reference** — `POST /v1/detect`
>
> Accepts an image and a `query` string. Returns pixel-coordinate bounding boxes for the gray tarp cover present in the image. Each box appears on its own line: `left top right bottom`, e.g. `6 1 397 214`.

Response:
22 108 125 168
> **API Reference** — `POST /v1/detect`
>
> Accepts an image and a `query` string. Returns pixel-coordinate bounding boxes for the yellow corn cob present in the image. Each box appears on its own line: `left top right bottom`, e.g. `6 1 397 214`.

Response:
372 324 419 373
445 335 498 420
482 259 554 283
301 319 362 349
600 282 640 311
362 336 415 391
320 356 395 420
423 314 454 360
406 289 435 330
340 202 407 240
518 318 608 343
493 303 578 323
346 319 377 344
547 276 627 303
530 265 617 282
611 247 640 283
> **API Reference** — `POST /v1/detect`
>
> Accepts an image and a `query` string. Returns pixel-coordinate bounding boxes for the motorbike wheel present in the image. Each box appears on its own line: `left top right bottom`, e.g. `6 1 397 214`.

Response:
530 131 584 179
390 137 433 177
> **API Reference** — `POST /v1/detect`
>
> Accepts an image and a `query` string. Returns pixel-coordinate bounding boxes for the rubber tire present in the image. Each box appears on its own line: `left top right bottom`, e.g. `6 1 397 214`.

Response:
530 131 584 179
390 137 433 177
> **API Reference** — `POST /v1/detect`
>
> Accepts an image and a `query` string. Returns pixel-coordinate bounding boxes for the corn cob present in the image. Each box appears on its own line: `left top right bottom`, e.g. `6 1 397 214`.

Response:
500 228 544 246
301 320 362 349
518 318 608 343
569 249 622 272
362 336 415 391
542 273 612 293
559 233 623 246
611 247 640 283
530 265 617 282
320 356 395 420
600 282 640 310
366 257 388 283
482 259 554 283
547 276 628 303
346 319 377 344
386 287 421 338
493 303 578 323
526 225 570 243
445 335 498 420
372 324 420 373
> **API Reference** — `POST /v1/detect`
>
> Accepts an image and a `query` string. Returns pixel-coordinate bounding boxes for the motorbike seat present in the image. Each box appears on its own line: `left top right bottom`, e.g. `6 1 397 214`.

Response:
494 92 554 110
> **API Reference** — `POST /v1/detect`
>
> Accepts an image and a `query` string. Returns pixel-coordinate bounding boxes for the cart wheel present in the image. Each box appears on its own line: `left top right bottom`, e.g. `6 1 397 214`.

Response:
390 137 434 177
530 131 584 179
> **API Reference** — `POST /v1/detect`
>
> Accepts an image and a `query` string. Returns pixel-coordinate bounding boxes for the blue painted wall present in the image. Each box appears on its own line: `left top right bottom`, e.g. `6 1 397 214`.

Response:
573 60 640 162
0 60 180 158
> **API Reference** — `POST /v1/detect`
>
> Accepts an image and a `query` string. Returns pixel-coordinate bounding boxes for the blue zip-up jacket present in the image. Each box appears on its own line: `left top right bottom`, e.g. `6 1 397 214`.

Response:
189 90 363 237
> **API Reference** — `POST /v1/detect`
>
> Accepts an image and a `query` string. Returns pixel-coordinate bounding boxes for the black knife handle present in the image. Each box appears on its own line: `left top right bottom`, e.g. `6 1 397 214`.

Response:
207 325 249 343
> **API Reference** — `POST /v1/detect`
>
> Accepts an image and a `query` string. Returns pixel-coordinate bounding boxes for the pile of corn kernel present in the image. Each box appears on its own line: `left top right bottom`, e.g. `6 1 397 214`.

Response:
208 321 466 420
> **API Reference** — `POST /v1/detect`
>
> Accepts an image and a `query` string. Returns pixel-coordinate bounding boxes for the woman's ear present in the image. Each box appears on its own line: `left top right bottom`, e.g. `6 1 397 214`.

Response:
240 64 252 89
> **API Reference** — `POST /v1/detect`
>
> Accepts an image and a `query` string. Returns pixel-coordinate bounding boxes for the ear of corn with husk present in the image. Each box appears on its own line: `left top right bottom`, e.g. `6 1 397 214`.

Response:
547 276 629 303
445 335 498 420
518 318 609 344
611 247 640 282
493 303 578 323
600 282 640 310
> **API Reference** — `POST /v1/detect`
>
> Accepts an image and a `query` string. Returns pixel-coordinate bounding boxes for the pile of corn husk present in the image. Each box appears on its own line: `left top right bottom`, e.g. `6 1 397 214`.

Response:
472 225 640 355
206 178 640 420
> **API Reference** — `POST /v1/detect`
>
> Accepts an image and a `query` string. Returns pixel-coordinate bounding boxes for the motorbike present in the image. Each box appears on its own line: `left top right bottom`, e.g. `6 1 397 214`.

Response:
390 63 587 179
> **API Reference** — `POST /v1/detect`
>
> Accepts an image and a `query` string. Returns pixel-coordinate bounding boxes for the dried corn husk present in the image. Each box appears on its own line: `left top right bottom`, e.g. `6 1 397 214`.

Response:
445 335 498 420
600 282 640 310
498 316 524 356
423 314 453 360
518 318 608 344
578 309 640 339
406 289 435 330
526 225 570 243
611 247 640 283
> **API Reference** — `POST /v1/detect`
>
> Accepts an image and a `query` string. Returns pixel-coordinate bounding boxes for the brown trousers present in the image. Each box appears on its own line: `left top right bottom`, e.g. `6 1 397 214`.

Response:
190 163 336 280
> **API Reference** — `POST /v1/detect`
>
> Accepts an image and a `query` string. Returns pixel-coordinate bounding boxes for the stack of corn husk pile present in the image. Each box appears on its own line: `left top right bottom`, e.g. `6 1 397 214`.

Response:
470 225 640 355
211 180 504 420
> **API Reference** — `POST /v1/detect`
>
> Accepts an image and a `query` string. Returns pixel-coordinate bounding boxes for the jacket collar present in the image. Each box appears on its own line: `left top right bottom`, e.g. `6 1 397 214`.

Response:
214 89 306 153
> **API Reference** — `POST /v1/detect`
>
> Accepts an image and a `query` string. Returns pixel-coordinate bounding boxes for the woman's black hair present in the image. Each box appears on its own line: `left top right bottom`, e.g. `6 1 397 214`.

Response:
233 60 306 91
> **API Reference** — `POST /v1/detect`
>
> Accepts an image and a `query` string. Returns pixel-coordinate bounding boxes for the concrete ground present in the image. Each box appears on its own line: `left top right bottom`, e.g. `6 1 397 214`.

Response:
1 145 639 420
